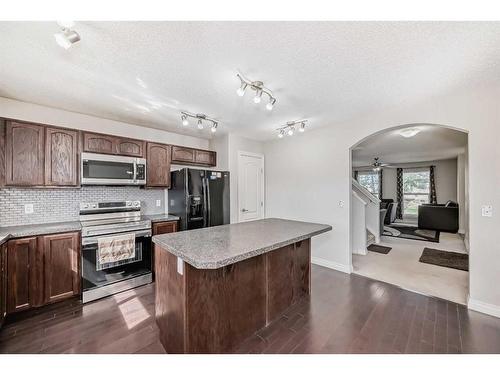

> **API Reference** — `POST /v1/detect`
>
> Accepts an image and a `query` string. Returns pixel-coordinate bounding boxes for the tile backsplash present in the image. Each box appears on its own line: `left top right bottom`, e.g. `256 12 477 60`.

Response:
0 186 165 226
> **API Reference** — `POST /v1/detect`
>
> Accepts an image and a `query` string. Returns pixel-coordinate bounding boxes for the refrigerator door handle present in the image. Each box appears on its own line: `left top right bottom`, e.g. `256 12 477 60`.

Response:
206 177 211 227
202 177 208 227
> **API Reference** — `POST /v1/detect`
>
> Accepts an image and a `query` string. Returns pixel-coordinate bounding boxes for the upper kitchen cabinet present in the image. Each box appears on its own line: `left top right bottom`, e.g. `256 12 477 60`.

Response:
82 131 145 157
146 142 171 188
82 132 117 155
171 145 216 167
45 126 79 186
5 121 45 186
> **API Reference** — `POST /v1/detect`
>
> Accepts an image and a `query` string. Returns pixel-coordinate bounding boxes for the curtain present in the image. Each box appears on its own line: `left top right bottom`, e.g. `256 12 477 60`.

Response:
396 168 403 219
429 165 437 204
354 170 359 181
379 169 383 198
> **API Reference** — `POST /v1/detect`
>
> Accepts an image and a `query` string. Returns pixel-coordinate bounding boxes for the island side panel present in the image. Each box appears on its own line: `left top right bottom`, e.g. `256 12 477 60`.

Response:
155 246 186 353
185 255 267 353
267 239 311 323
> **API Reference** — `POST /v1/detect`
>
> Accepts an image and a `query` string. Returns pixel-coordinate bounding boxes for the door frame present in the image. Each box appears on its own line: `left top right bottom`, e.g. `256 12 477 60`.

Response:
237 151 265 223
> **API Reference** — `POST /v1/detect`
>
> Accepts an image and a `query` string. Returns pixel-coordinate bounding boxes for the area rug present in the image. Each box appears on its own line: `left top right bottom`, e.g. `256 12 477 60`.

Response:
419 247 469 271
382 224 440 243
367 244 392 254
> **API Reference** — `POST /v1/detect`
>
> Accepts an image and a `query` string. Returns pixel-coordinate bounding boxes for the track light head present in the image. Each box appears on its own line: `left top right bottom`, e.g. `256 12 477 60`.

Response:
236 82 247 97
211 123 217 133
54 29 80 49
266 98 276 111
299 122 306 132
287 127 294 136
197 119 203 129
253 89 263 104
181 115 189 126
278 130 285 139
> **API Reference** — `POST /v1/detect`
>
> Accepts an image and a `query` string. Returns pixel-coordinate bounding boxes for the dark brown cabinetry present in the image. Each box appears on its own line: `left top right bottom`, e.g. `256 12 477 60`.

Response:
41 232 80 304
171 145 216 167
82 131 145 157
152 221 178 235
146 142 172 188
5 121 45 186
6 237 41 313
45 126 79 186
0 244 7 328
5 232 80 315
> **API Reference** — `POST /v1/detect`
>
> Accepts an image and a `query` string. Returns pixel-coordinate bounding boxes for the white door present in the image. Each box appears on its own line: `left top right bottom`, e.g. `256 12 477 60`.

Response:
238 152 264 222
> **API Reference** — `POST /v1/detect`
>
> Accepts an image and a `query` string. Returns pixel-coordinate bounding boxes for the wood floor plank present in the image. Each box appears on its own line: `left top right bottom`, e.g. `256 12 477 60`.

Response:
1 266 500 354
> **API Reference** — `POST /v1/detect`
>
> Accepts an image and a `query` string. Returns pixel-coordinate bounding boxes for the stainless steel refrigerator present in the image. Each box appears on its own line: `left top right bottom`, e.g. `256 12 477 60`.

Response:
168 168 230 231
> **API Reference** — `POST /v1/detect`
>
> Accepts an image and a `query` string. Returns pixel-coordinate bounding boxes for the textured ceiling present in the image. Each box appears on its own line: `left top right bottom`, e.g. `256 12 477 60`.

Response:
352 125 468 166
0 22 499 140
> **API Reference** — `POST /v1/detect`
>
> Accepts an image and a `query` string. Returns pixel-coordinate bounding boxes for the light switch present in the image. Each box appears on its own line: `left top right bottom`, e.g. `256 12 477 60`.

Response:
482 205 493 217
24 204 34 214
156 200 162 207
338 200 345 208
177 257 184 275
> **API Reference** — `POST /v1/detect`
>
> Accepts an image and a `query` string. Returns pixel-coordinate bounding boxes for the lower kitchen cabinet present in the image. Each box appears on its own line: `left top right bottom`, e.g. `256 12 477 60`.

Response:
0 244 7 327
42 232 80 304
152 220 178 278
5 232 80 315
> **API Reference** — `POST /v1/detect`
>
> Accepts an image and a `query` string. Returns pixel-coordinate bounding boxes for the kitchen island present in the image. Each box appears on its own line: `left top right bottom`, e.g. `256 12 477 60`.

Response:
152 218 332 353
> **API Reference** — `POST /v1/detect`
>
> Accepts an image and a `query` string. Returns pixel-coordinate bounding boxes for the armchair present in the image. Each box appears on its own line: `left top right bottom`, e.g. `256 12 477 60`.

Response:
418 202 459 233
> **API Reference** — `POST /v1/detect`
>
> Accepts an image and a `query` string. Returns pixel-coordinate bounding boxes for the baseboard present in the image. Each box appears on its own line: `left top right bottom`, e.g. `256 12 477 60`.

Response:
468 296 500 318
311 257 352 274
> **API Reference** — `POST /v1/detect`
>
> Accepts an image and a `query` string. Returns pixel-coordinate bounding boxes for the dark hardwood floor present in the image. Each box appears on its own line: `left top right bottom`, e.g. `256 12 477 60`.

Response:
1 265 500 354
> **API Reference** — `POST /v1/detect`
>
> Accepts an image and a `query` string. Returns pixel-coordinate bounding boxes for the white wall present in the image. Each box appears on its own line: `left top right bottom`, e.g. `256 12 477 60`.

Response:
355 158 458 203
264 83 500 315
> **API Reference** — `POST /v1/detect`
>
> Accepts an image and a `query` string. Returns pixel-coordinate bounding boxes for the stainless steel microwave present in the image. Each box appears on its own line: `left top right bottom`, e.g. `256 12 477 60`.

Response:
81 152 146 185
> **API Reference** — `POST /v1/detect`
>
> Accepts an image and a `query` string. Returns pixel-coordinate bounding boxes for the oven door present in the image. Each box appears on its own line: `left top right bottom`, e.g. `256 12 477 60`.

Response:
81 230 152 293
81 152 145 185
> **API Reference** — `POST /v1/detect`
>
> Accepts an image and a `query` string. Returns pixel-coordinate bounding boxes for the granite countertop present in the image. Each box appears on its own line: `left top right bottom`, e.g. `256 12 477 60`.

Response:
142 214 180 223
152 218 332 269
0 221 83 246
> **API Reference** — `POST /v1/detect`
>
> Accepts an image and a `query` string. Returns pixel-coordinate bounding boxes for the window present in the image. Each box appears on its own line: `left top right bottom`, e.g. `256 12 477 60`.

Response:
357 171 380 198
403 169 430 217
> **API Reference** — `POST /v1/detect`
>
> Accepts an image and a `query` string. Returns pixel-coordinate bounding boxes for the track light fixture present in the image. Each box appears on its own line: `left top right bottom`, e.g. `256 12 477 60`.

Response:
236 72 277 111
54 21 80 50
276 120 308 139
180 112 219 133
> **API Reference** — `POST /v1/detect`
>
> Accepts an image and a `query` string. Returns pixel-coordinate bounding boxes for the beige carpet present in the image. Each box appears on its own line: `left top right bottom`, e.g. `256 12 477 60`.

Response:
353 232 468 304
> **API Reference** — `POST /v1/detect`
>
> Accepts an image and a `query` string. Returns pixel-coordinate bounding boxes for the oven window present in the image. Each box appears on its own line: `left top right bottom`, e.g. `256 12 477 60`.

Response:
83 160 134 180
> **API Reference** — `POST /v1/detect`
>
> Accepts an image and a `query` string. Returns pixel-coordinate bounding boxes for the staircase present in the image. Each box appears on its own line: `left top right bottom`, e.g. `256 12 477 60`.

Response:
351 178 381 255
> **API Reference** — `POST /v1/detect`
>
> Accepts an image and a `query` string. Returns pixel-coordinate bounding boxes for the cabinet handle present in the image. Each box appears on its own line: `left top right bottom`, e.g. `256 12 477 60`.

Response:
241 208 248 212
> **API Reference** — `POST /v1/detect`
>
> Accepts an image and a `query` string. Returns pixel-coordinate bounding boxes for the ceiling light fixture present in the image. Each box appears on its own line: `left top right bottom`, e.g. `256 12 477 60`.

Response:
399 127 421 138
236 72 277 110
276 120 308 139
180 112 219 133
54 21 80 50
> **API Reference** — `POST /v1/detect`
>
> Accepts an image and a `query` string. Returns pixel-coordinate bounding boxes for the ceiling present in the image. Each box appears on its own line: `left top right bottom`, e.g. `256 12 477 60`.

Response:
0 22 499 141
351 124 468 167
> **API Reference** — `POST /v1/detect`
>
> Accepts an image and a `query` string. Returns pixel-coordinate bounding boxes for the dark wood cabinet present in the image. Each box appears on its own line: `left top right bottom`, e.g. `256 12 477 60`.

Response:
0 244 7 328
116 137 145 157
171 145 216 167
6 237 42 313
41 232 80 304
146 142 171 188
82 132 116 155
195 149 215 165
45 126 79 186
83 131 145 157
152 221 178 235
5 121 45 186
171 146 195 163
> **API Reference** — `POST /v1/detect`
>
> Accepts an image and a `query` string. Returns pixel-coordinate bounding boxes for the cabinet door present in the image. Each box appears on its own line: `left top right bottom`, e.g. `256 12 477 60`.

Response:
0 244 6 327
82 132 116 155
116 137 145 157
171 146 195 163
41 232 80 304
5 121 45 186
152 221 178 235
146 142 172 188
195 150 216 166
45 127 79 186
6 237 42 313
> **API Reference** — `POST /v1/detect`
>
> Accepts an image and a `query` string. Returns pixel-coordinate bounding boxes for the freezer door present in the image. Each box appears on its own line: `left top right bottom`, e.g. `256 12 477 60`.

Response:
187 169 207 230
206 171 230 227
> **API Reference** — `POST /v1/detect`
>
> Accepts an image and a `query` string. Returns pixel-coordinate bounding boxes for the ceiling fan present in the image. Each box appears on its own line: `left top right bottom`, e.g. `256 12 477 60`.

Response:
371 157 395 171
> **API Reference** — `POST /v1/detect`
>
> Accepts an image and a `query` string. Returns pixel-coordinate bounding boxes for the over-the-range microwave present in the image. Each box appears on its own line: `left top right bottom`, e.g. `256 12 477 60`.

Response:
81 152 146 185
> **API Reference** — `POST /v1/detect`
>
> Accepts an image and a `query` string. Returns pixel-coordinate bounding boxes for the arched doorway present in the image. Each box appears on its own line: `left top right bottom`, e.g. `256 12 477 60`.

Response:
349 123 469 304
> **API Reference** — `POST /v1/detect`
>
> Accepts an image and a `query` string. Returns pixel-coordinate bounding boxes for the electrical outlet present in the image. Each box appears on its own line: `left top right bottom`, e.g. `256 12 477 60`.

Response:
156 200 162 207
24 204 34 214
482 205 493 217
